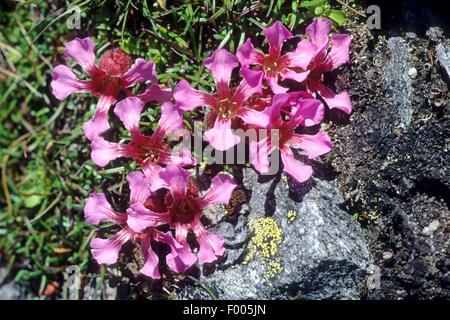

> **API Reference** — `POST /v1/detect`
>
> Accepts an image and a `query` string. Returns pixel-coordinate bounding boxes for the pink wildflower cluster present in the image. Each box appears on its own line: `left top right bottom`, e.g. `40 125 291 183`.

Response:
51 18 351 278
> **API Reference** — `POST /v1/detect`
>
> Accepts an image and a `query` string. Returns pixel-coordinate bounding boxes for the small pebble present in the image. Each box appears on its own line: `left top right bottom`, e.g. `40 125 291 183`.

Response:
423 220 441 235
383 251 394 260
408 67 417 78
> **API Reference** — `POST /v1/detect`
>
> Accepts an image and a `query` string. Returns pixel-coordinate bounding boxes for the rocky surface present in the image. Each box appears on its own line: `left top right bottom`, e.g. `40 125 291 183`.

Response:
327 12 449 299
0 263 30 299
178 168 372 300
384 37 413 127
436 44 450 82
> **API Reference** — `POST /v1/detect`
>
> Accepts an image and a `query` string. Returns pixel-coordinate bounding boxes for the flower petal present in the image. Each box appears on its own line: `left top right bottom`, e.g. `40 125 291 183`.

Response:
236 38 264 68
288 130 332 159
191 217 224 263
232 68 263 106
263 21 293 56
138 84 173 104
265 73 289 94
286 39 318 70
237 107 270 128
280 148 313 183
158 147 196 166
83 94 116 141
156 230 197 273
91 136 129 167
289 98 325 127
175 222 189 245
204 117 241 151
142 162 166 192
280 68 310 84
159 165 191 200
306 18 332 65
310 80 352 114
50 65 91 100
127 171 151 204
249 138 272 174
173 79 215 111
63 37 97 75
84 193 127 225
196 174 237 209
306 18 332 51
263 93 291 125
90 228 133 265
152 102 184 142
321 34 351 71
121 58 157 87
114 97 144 136
127 203 171 232
204 49 238 98
139 234 160 279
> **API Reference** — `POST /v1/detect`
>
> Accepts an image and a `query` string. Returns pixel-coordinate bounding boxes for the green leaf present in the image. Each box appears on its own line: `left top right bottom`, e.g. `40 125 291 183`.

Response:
19 163 52 208
327 9 348 26
299 0 326 8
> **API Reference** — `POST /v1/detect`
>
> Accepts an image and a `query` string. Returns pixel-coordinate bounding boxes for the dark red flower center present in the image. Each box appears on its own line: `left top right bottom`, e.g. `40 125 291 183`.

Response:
90 73 121 97
128 135 169 166
259 123 293 147
242 94 273 112
144 189 173 213
143 180 201 225
170 196 201 224
263 54 285 76
98 48 132 77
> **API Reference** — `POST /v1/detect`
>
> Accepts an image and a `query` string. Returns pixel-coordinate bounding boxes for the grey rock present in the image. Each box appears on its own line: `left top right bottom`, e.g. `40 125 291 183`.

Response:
179 168 372 300
385 37 413 127
208 212 249 268
0 267 28 300
426 27 444 42
0 281 22 300
422 219 441 236
436 44 450 83
0 266 7 284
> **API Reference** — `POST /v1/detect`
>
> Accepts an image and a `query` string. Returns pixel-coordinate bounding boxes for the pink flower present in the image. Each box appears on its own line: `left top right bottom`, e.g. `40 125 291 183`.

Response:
249 94 332 183
127 165 237 263
173 49 270 151
236 21 311 94
51 37 171 141
297 18 352 114
84 171 197 278
91 97 195 191
242 90 315 114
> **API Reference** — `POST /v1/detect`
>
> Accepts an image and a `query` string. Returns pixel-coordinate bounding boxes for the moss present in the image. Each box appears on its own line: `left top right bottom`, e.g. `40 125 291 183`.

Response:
242 217 284 278
224 189 246 215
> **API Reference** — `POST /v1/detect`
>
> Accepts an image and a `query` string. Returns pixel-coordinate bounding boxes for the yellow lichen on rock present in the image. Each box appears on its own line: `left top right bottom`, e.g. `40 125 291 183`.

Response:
287 210 297 223
281 174 289 189
264 258 283 278
242 217 284 278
